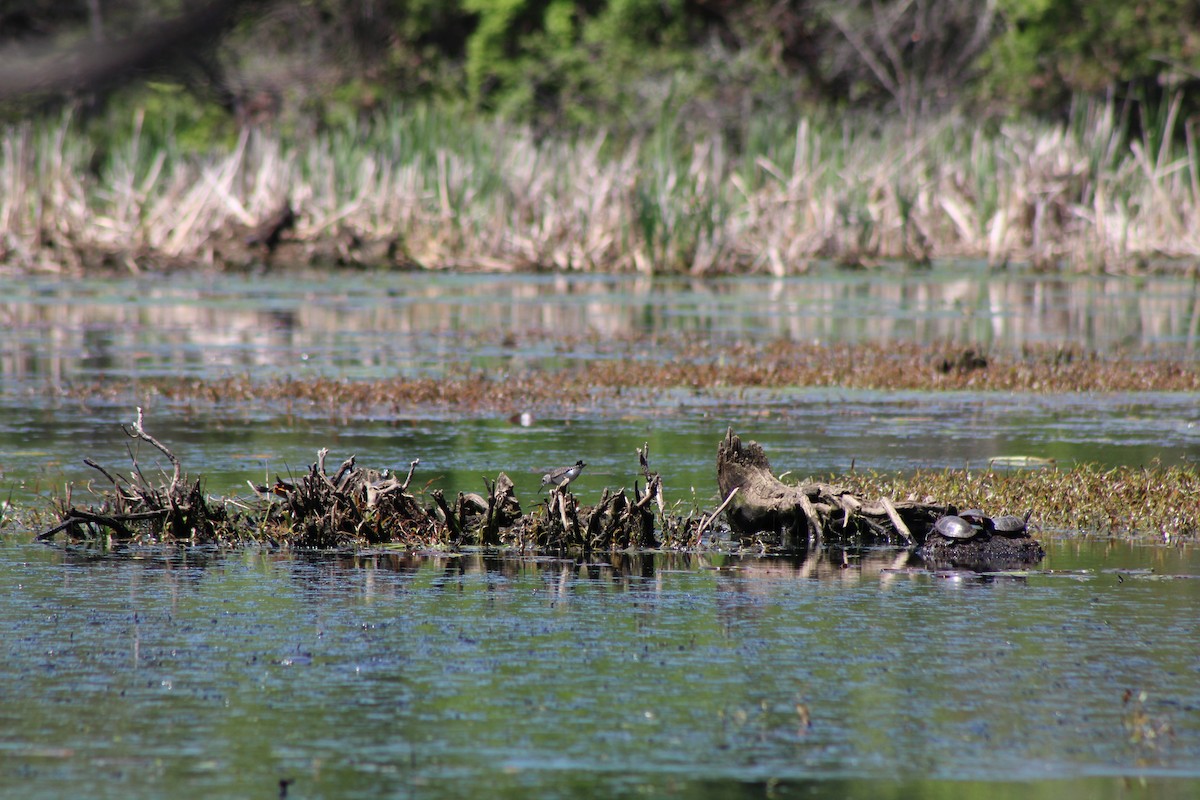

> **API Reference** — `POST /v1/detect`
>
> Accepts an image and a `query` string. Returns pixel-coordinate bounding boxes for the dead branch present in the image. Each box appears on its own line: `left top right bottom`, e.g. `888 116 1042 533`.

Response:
122 407 181 494
83 457 122 488
400 458 420 491
696 487 739 540
880 496 913 544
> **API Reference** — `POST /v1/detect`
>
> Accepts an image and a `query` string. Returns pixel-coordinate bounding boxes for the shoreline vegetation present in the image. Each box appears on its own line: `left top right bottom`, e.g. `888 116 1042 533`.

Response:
4 99 1200 277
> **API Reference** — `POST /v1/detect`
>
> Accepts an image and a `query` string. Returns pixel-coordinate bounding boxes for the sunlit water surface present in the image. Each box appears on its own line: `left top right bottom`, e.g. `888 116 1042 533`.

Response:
1 268 1198 505
2 268 1199 798
4 268 1200 385
1 542 1197 799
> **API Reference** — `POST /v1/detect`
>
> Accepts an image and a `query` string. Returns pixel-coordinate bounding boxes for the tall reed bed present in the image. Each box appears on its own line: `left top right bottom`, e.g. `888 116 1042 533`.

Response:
2 100 1198 274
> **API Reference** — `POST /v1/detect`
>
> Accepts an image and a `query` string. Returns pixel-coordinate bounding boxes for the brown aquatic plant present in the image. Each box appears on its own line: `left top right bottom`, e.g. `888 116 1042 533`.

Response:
70 339 1200 424
5 104 1200 275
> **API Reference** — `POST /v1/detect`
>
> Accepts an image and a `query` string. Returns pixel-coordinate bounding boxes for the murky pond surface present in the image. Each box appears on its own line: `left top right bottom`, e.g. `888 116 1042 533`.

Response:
2 267 1199 798
1 541 1198 799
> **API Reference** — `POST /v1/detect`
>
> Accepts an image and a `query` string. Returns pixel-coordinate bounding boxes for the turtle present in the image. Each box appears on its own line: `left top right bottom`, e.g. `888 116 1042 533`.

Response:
539 460 586 492
956 508 995 531
991 509 1033 537
931 514 982 542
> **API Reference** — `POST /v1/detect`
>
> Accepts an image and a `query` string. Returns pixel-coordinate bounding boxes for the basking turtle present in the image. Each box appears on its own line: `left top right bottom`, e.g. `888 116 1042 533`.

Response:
991 509 1033 537
931 514 982 543
956 508 995 531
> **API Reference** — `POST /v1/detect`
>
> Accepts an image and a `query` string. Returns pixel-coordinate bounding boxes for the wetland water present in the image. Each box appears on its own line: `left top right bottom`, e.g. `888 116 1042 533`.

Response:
1 267 1200 797
1 268 1199 503
2 541 1199 799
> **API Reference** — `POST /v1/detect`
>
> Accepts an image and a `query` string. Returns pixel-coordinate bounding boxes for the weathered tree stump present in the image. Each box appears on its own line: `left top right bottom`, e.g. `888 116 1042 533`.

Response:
716 428 1045 567
430 472 522 547
715 429 1046 571
716 428 944 549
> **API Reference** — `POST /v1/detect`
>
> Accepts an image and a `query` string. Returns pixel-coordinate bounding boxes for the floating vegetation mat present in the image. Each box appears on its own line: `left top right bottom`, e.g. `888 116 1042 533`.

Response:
832 464 1199 542
63 339 1200 419
26 416 1198 560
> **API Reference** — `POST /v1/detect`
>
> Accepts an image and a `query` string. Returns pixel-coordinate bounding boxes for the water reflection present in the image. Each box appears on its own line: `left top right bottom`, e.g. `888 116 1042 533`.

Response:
3 269 1198 387
41 540 1200 588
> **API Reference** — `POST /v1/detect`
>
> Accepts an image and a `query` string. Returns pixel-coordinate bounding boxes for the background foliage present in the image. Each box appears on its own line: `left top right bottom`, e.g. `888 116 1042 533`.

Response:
4 0 1200 134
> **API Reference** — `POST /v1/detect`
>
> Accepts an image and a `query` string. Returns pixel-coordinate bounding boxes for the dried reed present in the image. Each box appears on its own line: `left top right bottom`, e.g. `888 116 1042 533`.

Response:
3 100 1199 274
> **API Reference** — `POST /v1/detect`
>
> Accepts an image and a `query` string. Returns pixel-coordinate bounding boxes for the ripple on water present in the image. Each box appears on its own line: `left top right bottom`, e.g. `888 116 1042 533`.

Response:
1 542 1198 798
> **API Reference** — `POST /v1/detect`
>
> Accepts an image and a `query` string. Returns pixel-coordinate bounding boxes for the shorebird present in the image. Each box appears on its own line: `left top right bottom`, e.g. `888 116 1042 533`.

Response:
540 460 586 492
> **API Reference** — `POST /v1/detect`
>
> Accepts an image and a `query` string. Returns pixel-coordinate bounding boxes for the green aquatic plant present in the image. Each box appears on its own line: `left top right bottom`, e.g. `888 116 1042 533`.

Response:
832 462 1200 539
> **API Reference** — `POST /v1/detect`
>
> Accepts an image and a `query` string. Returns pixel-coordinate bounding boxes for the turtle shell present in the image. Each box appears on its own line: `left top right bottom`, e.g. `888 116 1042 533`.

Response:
957 509 994 530
932 514 979 540
992 510 1032 536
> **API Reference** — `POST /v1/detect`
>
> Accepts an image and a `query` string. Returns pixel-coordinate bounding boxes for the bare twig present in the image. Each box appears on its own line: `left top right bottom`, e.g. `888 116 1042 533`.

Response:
122 407 181 493
35 507 165 541
696 486 739 539
83 457 122 487
400 458 420 491
880 496 914 544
